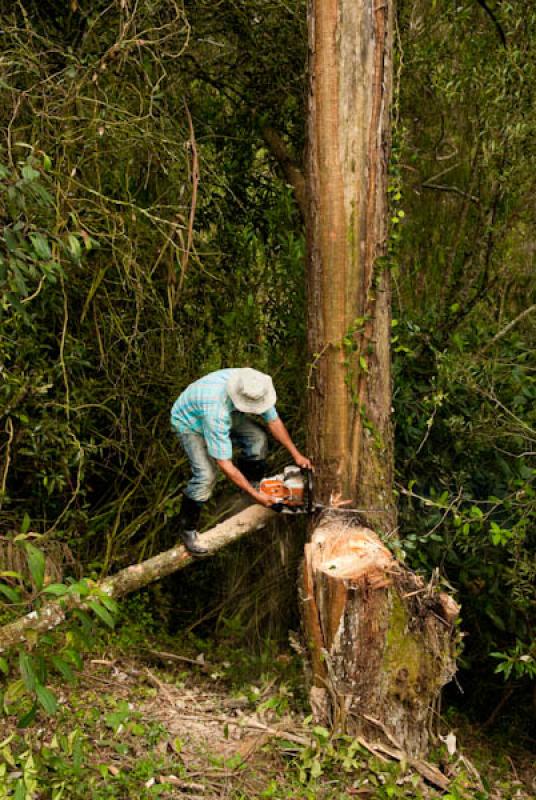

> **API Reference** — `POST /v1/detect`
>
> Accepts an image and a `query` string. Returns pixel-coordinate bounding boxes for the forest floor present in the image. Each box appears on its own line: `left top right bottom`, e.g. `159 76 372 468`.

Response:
1 611 534 800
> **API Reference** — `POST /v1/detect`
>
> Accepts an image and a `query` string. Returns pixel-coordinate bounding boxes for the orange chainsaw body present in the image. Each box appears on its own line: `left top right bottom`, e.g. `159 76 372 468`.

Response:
259 467 306 508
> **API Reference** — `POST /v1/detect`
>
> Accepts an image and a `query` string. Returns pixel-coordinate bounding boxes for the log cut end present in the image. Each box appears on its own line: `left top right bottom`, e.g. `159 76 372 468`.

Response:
300 514 459 758
311 524 393 586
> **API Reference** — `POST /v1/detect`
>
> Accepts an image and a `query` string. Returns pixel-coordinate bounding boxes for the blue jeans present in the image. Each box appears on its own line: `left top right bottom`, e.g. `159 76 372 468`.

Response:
177 412 268 503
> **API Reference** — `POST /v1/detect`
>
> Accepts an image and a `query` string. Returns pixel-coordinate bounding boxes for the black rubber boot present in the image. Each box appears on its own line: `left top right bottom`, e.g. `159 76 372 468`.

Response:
178 495 208 556
236 458 267 484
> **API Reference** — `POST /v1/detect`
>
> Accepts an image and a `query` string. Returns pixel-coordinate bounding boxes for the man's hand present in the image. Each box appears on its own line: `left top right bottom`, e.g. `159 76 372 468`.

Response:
266 419 313 471
216 459 279 508
256 490 277 508
294 453 313 470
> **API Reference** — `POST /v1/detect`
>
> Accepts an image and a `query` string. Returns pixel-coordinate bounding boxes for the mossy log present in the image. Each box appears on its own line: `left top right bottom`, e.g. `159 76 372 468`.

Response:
0 505 274 653
301 514 459 758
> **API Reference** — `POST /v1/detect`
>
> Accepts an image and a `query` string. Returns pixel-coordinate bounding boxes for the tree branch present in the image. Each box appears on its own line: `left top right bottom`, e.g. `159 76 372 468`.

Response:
182 54 306 219
421 182 480 205
0 505 274 653
481 304 536 353
261 125 306 219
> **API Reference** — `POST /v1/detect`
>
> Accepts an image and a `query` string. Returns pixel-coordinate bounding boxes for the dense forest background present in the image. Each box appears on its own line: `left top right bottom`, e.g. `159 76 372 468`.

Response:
0 0 534 771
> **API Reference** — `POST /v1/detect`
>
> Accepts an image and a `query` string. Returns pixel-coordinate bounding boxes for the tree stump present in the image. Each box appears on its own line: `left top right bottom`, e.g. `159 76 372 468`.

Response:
301 515 459 757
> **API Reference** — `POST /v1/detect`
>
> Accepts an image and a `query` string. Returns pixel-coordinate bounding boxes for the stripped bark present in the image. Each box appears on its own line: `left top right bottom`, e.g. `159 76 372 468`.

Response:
0 505 274 654
301 0 460 759
306 0 395 530
301 514 459 757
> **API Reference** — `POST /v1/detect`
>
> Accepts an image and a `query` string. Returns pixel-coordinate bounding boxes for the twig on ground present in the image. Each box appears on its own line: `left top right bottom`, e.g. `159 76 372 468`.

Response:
355 718 450 791
143 647 213 670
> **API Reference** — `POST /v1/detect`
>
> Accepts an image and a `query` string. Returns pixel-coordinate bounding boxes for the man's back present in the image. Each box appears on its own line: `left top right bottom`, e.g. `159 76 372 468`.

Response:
171 369 235 436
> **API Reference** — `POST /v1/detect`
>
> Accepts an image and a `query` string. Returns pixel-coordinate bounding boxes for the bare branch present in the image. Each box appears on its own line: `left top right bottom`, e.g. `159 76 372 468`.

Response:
481 304 536 353
0 505 275 653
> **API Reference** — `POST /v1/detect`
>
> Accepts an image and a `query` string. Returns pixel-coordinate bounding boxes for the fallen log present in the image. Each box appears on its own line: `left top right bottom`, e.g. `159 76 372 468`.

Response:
300 514 460 758
0 505 274 653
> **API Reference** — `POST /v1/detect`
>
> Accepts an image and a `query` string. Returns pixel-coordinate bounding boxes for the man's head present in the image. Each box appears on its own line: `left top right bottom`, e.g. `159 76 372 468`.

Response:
227 368 276 414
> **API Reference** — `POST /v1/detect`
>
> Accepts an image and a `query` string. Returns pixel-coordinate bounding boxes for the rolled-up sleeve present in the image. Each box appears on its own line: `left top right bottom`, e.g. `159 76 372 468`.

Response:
261 406 278 424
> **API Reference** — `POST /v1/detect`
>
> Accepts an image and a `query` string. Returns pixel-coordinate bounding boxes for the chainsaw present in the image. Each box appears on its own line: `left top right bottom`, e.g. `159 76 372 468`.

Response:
259 466 386 516
259 466 315 514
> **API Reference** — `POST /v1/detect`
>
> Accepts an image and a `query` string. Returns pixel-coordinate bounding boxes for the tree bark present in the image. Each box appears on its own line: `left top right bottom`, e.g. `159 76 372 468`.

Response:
0 505 274 653
301 515 459 757
306 0 395 531
303 0 459 758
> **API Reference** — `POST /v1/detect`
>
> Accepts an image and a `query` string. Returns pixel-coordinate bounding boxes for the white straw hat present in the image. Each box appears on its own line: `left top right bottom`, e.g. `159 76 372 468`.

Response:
227 368 277 414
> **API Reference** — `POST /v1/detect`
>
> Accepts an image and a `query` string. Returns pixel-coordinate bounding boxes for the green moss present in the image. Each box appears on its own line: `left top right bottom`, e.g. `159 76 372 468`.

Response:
383 591 433 703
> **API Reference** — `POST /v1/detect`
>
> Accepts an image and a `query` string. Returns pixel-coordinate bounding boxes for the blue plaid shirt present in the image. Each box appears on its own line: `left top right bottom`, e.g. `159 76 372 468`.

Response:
171 369 278 460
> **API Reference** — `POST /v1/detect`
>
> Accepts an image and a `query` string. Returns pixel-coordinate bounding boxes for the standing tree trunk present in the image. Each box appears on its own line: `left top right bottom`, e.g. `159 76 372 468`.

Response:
302 0 459 757
306 0 395 526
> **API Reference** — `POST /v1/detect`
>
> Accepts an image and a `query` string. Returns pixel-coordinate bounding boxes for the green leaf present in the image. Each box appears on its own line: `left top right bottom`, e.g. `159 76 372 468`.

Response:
31 182 54 206
96 593 118 615
105 701 131 732
17 701 38 728
312 725 330 742
0 658 8 675
88 600 115 629
14 779 26 800
21 165 40 182
19 651 37 691
30 233 51 260
4 229 20 251
67 234 81 260
42 583 69 597
4 679 26 705
68 580 90 597
130 723 145 736
36 683 58 714
51 656 76 684
21 512 31 534
0 583 21 603
24 543 46 590
62 647 83 670
485 607 506 631
72 608 93 634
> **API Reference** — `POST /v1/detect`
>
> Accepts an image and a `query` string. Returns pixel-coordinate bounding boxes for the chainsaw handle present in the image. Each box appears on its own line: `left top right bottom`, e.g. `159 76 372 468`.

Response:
270 502 285 513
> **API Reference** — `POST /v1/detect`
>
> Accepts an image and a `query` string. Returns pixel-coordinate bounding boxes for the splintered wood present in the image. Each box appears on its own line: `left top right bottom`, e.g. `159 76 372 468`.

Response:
312 526 394 585
301 516 459 758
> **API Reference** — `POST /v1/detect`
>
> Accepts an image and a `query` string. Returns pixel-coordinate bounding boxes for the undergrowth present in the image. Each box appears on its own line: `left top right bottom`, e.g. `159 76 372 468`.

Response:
0 597 533 800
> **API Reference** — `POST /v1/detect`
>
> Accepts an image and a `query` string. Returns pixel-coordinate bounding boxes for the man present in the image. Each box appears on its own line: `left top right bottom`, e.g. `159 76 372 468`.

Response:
171 367 312 555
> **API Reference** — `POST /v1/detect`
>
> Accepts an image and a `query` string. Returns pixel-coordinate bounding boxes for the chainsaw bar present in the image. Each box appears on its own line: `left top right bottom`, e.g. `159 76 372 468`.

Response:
263 467 386 516
279 503 386 515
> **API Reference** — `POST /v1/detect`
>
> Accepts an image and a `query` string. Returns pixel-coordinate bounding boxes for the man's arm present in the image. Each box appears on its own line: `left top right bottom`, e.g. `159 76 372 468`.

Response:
216 459 274 506
267 417 313 469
